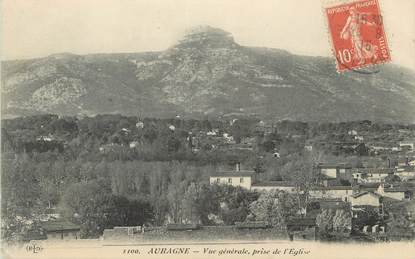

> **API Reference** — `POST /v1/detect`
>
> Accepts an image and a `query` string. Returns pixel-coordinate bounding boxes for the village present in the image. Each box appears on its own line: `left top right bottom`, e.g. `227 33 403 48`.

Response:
29 158 415 242
33 156 415 243
98 158 415 242
2 115 415 243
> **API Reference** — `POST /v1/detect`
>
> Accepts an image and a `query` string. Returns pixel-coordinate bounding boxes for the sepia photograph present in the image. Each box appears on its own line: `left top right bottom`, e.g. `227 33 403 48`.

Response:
1 0 415 258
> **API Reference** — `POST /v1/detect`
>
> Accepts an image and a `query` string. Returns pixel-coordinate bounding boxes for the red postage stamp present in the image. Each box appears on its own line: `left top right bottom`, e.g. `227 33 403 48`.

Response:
325 0 391 72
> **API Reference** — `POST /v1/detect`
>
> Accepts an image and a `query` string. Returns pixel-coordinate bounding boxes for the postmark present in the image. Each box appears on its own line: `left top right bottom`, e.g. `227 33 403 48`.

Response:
324 0 391 72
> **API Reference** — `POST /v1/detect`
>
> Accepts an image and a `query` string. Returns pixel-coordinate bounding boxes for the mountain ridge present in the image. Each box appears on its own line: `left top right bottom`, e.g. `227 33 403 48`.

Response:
2 26 415 123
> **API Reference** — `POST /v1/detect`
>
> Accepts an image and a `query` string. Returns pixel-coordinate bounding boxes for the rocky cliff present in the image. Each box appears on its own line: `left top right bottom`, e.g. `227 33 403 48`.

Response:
2 26 415 122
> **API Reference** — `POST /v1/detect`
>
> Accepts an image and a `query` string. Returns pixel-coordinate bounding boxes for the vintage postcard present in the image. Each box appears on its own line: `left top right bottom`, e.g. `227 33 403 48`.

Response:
1 0 415 258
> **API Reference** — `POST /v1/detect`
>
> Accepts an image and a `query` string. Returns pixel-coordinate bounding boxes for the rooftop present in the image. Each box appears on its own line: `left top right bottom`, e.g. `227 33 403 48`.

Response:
311 186 352 190
399 140 415 144
318 174 337 180
316 163 352 169
353 168 395 174
210 170 255 177
286 218 316 227
251 181 296 187
398 166 415 171
41 220 80 232
309 199 349 211
351 191 381 199
384 187 414 193
309 198 344 202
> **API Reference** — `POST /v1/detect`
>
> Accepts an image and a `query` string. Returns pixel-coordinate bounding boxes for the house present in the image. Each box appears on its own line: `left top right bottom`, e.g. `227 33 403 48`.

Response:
241 137 256 146
206 130 217 136
315 163 353 186
376 184 414 201
136 121 144 129
210 171 254 190
103 226 143 239
22 229 47 242
354 135 364 142
369 143 400 155
366 168 395 183
318 174 348 187
99 143 123 153
222 133 235 144
396 166 415 181
352 170 366 184
353 143 369 155
350 192 382 207
308 198 349 211
304 145 313 151
129 141 140 148
286 218 317 241
341 143 369 156
209 163 256 189
391 147 401 152
36 135 54 142
315 163 352 180
41 220 81 240
306 198 350 219
309 186 353 202
399 141 414 151
38 208 61 222
235 221 269 229
352 168 395 183
210 164 298 193
348 130 358 136
316 164 338 179
166 223 200 231
251 181 296 193
273 152 281 158
228 143 254 151
396 157 415 167
121 128 130 133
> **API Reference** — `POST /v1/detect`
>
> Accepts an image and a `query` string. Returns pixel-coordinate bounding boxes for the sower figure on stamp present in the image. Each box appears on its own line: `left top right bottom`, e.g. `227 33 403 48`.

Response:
340 7 378 65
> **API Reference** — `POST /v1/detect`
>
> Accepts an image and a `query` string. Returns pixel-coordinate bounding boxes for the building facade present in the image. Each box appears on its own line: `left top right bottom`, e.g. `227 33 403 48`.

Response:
41 220 81 240
351 192 382 207
309 186 353 202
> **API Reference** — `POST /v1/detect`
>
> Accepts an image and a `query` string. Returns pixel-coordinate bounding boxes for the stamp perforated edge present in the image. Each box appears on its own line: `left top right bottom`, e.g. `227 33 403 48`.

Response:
320 0 392 73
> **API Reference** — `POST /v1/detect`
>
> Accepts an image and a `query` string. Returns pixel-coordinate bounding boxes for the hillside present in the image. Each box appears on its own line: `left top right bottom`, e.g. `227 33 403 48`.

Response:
2 26 415 122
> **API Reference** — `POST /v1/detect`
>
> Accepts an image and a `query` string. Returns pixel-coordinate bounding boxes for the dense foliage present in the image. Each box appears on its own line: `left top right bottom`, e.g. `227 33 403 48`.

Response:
2 114 415 239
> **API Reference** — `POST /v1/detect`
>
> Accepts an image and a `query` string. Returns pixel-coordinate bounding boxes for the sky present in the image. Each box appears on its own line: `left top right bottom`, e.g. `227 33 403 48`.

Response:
1 0 414 70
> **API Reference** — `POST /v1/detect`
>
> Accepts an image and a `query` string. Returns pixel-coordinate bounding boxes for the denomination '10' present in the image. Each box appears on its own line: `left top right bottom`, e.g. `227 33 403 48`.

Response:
338 49 352 64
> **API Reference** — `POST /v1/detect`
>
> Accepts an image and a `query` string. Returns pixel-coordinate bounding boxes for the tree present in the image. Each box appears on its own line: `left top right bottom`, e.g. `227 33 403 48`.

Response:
384 200 415 240
106 196 153 227
194 184 217 225
181 183 201 223
200 184 259 225
166 181 187 223
316 209 334 235
59 179 153 238
220 207 250 225
1 157 42 241
332 209 352 232
316 209 351 238
167 136 181 153
249 190 298 230
384 174 401 184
